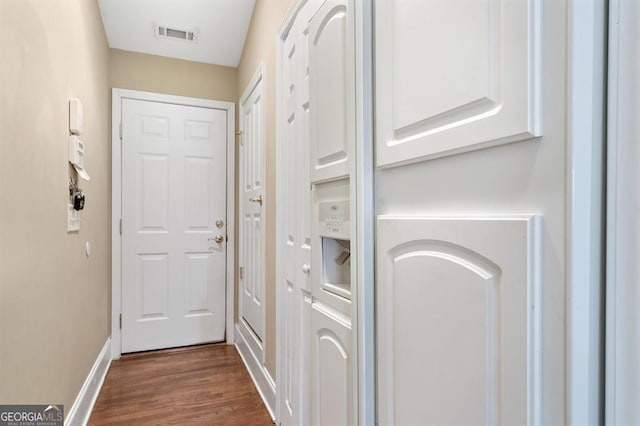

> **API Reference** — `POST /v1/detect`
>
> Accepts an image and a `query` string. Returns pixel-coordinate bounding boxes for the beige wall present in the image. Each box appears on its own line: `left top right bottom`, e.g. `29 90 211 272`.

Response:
0 0 110 409
109 49 237 102
0 0 289 408
237 0 294 379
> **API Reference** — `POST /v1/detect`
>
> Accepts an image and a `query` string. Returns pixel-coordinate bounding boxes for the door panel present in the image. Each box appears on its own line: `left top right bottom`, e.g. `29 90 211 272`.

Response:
309 0 353 183
185 157 213 230
311 303 352 426
377 216 540 425
376 0 542 168
122 99 227 353
138 154 169 230
137 254 169 320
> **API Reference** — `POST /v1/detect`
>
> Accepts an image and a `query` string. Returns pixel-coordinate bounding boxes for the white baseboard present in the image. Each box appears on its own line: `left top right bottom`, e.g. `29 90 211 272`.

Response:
234 323 276 421
65 338 112 426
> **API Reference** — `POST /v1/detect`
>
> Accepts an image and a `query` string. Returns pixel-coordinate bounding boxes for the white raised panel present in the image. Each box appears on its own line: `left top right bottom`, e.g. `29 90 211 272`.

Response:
252 96 263 190
375 0 542 168
252 214 262 305
186 121 211 139
311 303 352 426
283 280 295 418
309 0 353 183
141 116 169 137
138 154 169 231
185 157 211 230
137 254 169 319
185 253 211 315
184 119 217 158
377 216 541 425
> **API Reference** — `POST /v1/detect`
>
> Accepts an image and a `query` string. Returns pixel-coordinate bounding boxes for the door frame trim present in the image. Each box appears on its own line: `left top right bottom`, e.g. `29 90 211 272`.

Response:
354 1 375 425
110 88 236 359
605 0 639 422
567 1 607 423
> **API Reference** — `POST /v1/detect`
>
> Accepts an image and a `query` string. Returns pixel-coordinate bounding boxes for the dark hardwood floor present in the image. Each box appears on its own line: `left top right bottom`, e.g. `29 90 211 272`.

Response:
89 344 273 425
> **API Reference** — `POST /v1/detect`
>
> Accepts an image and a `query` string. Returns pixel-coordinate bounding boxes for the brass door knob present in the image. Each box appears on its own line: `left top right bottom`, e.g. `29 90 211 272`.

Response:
209 235 224 244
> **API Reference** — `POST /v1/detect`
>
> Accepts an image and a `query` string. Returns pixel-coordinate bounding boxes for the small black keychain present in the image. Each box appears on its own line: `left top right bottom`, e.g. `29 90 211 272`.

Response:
73 189 85 211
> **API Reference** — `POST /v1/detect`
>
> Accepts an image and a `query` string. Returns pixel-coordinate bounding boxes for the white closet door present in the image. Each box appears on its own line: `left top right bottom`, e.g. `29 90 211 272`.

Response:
309 0 354 183
377 216 540 425
240 69 266 347
279 28 300 426
375 0 569 424
278 0 353 424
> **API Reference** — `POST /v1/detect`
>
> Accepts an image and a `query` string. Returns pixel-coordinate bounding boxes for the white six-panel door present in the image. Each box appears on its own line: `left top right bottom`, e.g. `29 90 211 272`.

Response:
375 0 568 424
239 67 266 351
121 99 227 353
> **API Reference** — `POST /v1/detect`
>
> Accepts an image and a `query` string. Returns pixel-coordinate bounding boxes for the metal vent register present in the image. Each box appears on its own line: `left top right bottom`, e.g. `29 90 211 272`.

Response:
155 25 197 42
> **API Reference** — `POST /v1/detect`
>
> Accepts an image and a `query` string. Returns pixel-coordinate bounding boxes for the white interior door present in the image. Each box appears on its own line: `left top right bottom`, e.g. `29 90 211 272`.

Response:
239 69 266 348
277 1 322 423
121 98 227 353
277 0 355 424
375 0 568 424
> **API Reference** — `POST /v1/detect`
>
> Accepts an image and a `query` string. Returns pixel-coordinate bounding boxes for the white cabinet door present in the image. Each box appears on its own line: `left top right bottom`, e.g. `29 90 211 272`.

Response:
376 0 541 168
240 68 266 348
309 0 354 183
375 0 569 424
311 303 353 426
121 99 227 353
377 216 540 425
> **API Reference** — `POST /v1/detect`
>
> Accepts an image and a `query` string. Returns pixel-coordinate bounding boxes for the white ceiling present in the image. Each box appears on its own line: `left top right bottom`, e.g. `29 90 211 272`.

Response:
98 0 256 67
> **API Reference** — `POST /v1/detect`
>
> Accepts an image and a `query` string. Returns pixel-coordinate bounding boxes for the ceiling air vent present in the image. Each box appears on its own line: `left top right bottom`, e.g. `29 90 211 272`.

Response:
155 24 197 42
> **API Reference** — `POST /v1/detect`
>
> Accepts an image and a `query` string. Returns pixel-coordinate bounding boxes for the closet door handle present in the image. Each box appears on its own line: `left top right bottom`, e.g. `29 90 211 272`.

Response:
249 195 263 206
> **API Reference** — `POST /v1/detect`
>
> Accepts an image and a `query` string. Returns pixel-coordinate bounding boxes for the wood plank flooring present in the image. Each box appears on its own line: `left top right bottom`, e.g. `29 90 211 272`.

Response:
89 344 273 425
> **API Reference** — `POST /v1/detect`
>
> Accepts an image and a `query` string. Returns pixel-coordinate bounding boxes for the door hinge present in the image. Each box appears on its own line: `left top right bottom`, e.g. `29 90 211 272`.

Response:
236 130 243 145
119 122 123 140
239 267 244 280
119 219 122 235
119 313 122 330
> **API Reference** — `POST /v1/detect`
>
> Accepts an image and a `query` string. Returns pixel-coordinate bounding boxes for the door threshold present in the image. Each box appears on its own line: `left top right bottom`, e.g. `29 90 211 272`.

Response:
120 341 227 359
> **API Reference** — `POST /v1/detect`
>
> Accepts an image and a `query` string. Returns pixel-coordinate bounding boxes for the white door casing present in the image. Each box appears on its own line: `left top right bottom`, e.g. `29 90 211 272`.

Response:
375 0 569 424
239 64 266 355
606 0 640 423
120 98 227 353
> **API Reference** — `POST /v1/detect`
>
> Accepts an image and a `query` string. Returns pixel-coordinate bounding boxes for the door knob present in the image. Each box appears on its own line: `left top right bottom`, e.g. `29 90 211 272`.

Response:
209 235 224 244
249 195 263 206
302 264 311 274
